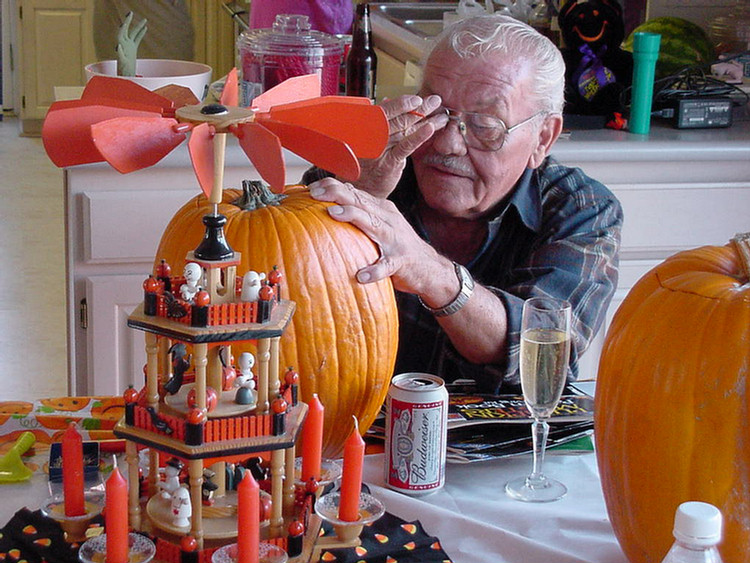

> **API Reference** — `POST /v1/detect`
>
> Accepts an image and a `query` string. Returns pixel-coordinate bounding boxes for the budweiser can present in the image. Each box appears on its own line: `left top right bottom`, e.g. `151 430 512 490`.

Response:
385 373 448 495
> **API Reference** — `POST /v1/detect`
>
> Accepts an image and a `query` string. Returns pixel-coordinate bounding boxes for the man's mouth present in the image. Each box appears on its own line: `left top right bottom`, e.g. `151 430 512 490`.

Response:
420 153 476 179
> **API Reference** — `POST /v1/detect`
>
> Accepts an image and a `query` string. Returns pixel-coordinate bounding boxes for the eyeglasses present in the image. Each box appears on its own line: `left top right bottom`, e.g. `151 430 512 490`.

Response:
435 106 546 151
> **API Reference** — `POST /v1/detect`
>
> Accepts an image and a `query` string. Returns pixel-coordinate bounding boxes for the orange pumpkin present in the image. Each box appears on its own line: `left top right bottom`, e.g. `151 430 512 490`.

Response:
595 235 750 563
155 183 399 458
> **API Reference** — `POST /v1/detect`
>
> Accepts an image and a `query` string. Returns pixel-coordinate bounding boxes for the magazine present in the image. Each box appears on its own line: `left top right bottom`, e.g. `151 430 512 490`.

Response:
448 393 594 428
445 420 594 464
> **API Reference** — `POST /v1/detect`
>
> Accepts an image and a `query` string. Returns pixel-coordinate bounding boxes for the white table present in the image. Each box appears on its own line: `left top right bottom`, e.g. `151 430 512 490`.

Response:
0 450 626 563
362 451 627 563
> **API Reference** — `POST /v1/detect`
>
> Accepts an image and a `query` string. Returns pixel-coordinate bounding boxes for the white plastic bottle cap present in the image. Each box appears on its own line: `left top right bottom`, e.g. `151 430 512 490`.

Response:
673 501 723 546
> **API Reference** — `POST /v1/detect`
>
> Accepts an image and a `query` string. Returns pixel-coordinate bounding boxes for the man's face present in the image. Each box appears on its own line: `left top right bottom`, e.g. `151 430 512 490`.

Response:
413 48 545 220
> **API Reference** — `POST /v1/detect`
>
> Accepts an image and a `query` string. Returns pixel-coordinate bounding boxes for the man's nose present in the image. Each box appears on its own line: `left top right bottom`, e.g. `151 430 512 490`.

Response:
431 118 468 156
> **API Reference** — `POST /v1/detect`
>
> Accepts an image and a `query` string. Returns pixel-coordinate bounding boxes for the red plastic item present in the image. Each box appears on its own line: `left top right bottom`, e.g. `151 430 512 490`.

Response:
42 101 163 167
235 121 286 192
82 75 176 112
258 120 360 181
267 96 387 158
220 68 239 107
91 117 188 173
62 423 85 517
42 70 387 195
250 73 321 113
105 466 129 563
338 418 365 522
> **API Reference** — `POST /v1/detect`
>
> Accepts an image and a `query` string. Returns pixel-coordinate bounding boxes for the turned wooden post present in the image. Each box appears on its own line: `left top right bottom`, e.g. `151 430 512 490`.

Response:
270 449 285 535
126 440 141 530
257 338 271 414
188 459 204 548
145 332 159 408
193 343 208 412
284 445 296 515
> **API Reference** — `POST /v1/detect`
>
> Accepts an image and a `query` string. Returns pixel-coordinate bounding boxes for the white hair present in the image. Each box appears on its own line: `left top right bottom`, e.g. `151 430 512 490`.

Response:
424 15 565 114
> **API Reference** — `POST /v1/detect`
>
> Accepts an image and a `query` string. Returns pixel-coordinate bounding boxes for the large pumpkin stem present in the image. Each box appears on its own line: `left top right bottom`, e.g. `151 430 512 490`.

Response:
732 232 750 281
233 180 287 211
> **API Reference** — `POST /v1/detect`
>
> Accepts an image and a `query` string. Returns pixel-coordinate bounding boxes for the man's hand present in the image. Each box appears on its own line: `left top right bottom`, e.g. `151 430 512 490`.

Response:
309 178 446 295
310 178 509 367
117 12 148 77
353 94 447 199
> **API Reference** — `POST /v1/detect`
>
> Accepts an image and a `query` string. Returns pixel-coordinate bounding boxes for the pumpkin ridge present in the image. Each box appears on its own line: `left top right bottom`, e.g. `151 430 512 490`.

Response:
309 206 378 424
281 200 345 440
278 200 337 394
299 199 369 430
300 195 393 436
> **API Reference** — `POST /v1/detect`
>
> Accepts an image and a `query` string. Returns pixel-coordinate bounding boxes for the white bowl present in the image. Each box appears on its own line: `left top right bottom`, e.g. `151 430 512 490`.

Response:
85 59 212 100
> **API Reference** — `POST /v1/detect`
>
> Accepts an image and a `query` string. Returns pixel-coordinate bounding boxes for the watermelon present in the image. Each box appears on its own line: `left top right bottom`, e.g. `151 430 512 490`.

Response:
622 17 716 79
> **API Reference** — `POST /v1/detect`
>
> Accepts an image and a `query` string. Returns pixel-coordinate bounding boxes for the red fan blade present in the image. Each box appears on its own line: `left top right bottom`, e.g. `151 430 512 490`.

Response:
262 96 389 159
42 100 163 168
220 68 239 107
153 84 200 108
188 123 215 198
250 74 321 113
82 76 175 113
234 122 286 193
91 117 188 173
260 121 360 181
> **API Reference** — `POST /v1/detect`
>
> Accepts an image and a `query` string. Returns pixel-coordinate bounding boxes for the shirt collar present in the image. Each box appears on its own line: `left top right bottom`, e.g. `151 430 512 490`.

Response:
488 167 542 233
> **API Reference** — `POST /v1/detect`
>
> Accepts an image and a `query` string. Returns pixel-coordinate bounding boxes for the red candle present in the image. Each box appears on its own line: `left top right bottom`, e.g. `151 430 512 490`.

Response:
301 394 324 483
237 470 259 563
62 423 85 517
338 417 364 522
105 466 129 563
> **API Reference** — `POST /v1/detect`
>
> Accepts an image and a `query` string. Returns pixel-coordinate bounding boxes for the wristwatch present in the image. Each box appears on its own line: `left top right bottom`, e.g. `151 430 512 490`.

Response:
419 262 475 317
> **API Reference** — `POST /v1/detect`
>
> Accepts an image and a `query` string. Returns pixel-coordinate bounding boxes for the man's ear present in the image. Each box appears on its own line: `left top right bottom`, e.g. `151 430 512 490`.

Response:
527 113 564 169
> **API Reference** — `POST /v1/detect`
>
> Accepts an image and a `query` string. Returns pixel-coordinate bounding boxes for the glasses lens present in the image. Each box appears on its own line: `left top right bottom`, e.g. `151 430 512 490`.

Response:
432 107 509 151
465 112 507 150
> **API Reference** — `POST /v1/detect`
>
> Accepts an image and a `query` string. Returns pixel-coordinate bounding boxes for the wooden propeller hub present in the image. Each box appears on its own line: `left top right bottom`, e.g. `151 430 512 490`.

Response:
176 104 256 132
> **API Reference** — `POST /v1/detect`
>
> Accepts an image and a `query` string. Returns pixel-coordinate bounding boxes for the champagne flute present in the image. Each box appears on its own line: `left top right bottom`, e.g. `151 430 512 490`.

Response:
505 296 572 502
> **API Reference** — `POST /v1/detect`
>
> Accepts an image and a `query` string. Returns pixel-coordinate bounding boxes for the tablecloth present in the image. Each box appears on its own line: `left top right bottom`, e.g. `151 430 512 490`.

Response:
0 451 625 563
362 452 627 563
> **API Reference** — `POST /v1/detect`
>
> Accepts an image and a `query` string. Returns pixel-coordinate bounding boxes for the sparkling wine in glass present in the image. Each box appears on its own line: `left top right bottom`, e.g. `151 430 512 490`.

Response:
505 296 572 502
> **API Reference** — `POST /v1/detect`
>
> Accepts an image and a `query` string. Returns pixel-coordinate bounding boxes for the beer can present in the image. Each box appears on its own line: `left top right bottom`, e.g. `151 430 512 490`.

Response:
385 373 448 495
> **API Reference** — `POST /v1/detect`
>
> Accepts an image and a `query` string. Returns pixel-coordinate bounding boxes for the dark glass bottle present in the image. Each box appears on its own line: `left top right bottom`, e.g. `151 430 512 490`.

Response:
346 3 377 102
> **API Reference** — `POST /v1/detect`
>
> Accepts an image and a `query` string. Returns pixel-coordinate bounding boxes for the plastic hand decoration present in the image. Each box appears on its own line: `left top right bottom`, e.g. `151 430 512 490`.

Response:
117 11 148 77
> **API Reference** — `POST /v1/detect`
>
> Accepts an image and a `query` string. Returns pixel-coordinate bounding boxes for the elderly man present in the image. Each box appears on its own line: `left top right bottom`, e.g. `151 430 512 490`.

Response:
309 15 622 393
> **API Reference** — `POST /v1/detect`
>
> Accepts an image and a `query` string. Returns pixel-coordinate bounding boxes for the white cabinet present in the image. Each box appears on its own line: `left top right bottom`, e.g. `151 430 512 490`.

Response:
18 0 96 132
550 122 750 379
65 145 311 395
65 123 750 393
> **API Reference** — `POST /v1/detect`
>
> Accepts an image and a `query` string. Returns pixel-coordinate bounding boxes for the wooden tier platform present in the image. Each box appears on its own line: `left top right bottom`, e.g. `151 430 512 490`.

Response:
127 300 295 343
114 402 307 459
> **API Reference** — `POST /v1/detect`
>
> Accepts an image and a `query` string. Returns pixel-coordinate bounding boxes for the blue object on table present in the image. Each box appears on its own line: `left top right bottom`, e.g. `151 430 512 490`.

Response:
629 32 661 134
48 441 100 486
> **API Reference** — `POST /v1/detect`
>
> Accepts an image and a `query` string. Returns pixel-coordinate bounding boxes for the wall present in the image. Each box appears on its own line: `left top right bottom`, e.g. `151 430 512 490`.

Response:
646 0 734 30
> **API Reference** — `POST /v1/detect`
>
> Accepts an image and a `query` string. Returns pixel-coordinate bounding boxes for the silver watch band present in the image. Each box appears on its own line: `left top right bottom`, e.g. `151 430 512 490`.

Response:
419 262 475 317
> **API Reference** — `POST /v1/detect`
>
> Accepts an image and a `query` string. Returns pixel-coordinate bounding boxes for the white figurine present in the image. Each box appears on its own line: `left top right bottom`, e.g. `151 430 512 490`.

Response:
235 352 257 405
240 270 266 302
180 262 202 302
158 458 183 499
170 485 192 528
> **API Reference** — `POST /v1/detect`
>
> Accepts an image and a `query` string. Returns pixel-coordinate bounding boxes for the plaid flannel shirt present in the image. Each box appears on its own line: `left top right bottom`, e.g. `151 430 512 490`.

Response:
391 156 623 394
